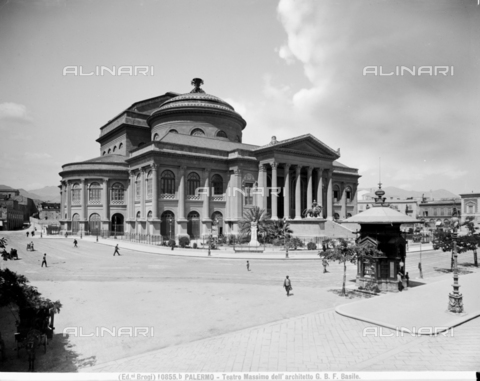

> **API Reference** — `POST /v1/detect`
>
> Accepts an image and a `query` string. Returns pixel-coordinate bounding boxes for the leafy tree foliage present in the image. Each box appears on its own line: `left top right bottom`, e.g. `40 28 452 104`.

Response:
322 238 383 296
238 207 273 237
435 220 480 267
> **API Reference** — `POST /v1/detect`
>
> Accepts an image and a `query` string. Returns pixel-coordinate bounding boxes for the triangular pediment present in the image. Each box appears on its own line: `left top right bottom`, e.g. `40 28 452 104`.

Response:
255 134 340 159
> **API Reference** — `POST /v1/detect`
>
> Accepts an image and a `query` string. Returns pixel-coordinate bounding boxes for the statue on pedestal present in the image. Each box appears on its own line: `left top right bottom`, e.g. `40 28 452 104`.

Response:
303 200 323 218
249 219 260 247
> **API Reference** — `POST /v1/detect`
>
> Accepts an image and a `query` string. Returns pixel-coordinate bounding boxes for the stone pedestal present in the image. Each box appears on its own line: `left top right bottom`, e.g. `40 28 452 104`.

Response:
248 223 260 247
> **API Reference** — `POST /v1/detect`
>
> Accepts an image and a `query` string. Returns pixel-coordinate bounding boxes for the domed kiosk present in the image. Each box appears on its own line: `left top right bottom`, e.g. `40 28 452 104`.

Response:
59 78 361 242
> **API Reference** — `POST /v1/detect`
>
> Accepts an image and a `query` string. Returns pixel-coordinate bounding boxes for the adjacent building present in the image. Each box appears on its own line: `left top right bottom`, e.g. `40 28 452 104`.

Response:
459 192 480 225
59 79 360 239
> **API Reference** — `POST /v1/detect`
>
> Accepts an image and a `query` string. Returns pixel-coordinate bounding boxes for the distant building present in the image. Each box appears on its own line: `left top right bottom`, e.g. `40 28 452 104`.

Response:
418 198 461 229
39 202 61 221
459 192 480 225
0 187 20 199
0 198 24 230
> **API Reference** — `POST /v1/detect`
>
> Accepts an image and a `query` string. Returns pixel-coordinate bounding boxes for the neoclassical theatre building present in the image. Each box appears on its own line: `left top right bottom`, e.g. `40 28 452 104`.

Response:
59 79 360 239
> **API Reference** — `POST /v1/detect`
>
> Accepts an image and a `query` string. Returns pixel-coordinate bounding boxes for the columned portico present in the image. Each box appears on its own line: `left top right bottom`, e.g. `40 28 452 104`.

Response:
140 169 146 219
295 166 302 220
271 162 278 220
67 181 71 220
81 178 87 231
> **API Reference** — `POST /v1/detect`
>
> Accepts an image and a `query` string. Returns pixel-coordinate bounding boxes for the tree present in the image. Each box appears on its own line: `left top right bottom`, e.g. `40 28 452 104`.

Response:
0 268 62 340
238 207 273 238
269 219 293 243
322 238 383 296
435 220 480 268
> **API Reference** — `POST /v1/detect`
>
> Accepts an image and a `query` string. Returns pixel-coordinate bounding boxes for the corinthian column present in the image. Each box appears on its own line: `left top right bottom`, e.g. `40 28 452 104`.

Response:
295 166 302 220
178 166 186 220
271 162 278 220
152 164 158 219
103 178 109 221
307 166 313 212
257 163 265 209
326 170 333 220
317 168 324 216
283 164 291 219
202 168 211 222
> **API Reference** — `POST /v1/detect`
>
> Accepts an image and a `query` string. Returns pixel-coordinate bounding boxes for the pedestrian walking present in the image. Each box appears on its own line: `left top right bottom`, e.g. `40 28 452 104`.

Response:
113 244 121 256
73 239 78 248
283 275 293 296
246 261 250 271
26 341 35 372
26 231 29 238
41 253 47 268
405 272 410 288
322 258 329 273
397 272 403 292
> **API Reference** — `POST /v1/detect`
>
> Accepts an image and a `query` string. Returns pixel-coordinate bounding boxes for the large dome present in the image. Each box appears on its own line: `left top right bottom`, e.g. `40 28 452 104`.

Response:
148 79 246 142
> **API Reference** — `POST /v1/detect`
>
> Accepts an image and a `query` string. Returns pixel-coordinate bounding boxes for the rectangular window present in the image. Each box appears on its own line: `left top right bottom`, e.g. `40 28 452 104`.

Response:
346 190 351 202
244 182 254 205
333 189 339 202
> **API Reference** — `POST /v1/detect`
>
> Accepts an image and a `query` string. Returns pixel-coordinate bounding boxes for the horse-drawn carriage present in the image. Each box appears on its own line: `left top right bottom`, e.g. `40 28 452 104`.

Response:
1 248 18 260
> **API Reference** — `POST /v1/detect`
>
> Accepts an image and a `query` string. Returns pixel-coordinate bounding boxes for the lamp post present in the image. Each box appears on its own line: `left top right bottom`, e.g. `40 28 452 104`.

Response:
283 217 289 258
419 218 424 278
208 218 218 256
448 213 464 313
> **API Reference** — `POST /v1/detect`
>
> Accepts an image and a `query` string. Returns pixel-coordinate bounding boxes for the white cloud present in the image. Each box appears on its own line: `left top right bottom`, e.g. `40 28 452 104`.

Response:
0 102 33 122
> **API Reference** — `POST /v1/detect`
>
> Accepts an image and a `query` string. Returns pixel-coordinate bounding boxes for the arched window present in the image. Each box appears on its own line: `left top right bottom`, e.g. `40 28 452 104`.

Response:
147 211 153 219
212 211 224 236
119 142 123 149
72 183 81 205
161 170 175 194
334 213 340 220
89 213 101 235
345 187 352 202
108 148 111 154
211 174 223 195
191 128 205 136
135 174 141 200
153 133 160 141
89 182 101 204
72 213 80 234
187 172 200 196
169 129 178 134
216 130 227 138
113 146 117 152
333 185 340 202
111 183 124 204
136 211 141 219
146 171 153 199
103 151 106 156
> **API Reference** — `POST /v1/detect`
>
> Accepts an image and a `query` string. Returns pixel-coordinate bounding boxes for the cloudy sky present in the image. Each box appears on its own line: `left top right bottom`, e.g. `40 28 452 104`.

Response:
0 0 479 194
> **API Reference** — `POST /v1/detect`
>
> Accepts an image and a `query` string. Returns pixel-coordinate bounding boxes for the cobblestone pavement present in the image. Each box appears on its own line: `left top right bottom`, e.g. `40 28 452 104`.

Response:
83 308 480 372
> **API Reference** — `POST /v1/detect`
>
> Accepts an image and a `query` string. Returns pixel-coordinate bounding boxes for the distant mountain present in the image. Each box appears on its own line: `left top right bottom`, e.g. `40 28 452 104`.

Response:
359 186 459 200
28 186 60 202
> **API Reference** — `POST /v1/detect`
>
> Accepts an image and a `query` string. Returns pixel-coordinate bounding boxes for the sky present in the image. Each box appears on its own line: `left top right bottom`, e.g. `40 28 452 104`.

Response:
0 0 479 194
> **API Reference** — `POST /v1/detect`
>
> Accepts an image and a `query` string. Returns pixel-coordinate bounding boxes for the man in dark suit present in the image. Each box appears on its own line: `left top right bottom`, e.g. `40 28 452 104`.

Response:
283 276 292 296
41 253 47 268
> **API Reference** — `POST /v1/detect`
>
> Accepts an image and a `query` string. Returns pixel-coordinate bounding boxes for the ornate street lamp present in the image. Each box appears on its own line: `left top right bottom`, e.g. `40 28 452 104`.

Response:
283 217 289 258
448 212 464 313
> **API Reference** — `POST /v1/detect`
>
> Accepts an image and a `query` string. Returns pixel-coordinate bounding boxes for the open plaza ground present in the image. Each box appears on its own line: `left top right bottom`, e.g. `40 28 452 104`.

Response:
0 230 479 373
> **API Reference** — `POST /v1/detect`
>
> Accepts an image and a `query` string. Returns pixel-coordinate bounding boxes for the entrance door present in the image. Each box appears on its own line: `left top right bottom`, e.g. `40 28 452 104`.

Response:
72 214 80 234
161 211 175 239
187 211 200 239
111 213 124 235
89 213 101 235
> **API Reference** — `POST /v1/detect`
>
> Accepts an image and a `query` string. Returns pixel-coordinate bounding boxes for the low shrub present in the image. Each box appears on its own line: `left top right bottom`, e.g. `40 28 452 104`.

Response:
307 242 317 250
178 236 190 248
193 243 198 249
168 239 176 247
